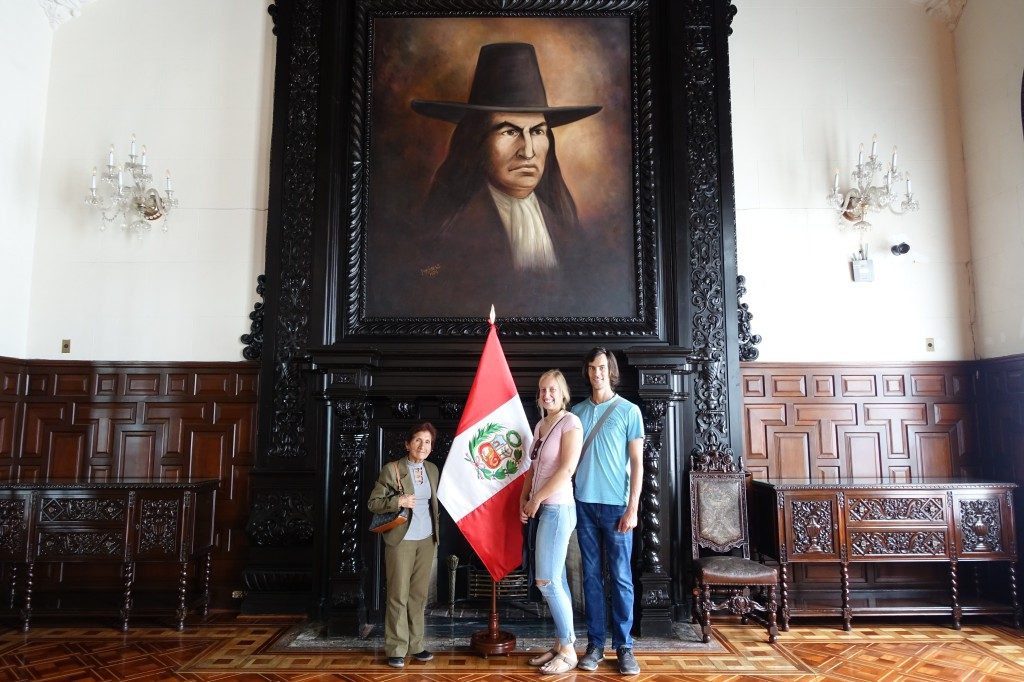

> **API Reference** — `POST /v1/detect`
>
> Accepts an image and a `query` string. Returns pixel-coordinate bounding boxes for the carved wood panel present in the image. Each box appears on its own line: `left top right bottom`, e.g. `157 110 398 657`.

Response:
741 363 974 482
0 357 256 601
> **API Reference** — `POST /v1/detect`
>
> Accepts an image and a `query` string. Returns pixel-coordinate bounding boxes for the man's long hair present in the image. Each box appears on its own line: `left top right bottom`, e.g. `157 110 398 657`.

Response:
422 111 581 235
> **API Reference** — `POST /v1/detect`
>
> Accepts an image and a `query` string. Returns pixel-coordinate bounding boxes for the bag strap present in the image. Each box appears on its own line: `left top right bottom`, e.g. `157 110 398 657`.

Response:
529 412 571 499
391 461 404 495
580 395 621 461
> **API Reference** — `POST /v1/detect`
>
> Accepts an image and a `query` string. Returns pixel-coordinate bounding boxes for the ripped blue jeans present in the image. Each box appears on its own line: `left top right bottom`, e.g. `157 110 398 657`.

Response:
534 502 577 646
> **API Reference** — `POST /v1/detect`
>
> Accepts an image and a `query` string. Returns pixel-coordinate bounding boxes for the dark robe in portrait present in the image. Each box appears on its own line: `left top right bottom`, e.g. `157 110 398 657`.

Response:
403 187 581 318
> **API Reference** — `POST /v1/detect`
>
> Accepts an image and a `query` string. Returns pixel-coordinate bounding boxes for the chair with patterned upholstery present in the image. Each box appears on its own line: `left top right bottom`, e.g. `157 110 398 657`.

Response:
689 451 778 644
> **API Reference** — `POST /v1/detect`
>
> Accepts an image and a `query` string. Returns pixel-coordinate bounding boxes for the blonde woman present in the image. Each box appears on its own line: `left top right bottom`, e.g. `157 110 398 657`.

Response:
519 370 583 675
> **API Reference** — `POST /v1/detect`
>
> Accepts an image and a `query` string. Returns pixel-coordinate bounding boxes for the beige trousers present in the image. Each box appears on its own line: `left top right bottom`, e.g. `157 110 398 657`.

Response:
383 537 435 657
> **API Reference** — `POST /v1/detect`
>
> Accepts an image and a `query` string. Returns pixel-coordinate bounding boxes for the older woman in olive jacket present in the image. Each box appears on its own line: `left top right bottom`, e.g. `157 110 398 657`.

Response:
367 422 441 669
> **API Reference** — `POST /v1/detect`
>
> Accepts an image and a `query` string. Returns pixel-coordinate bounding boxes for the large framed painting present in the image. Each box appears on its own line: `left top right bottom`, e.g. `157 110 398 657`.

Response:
333 1 661 336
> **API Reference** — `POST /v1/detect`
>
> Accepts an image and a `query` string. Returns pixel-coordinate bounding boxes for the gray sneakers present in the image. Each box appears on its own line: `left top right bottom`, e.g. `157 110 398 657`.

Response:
577 643 605 671
617 646 640 675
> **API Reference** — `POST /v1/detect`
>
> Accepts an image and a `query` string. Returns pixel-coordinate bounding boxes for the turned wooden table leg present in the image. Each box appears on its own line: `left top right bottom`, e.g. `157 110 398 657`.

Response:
175 560 189 631
20 562 33 633
8 564 17 610
950 559 962 630
840 561 852 632
780 561 790 631
767 583 779 643
120 561 135 632
1009 561 1020 630
200 550 212 618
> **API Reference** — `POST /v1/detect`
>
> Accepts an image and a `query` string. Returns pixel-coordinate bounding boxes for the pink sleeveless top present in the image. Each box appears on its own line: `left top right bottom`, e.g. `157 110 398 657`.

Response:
530 412 582 506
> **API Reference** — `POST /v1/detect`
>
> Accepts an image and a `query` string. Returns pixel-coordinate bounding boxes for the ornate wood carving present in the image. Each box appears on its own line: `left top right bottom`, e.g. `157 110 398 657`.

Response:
791 500 834 554
334 400 370 574
138 498 180 555
265 0 321 461
850 531 947 556
241 274 266 361
684 0 738 465
640 399 667 578
245 490 314 547
40 498 127 522
959 499 1003 553
847 497 945 523
0 499 26 555
737 276 761 361
38 531 123 557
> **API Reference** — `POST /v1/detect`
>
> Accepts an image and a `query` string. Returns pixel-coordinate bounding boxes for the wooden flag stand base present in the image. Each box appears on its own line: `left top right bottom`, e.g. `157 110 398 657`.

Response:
470 580 516 658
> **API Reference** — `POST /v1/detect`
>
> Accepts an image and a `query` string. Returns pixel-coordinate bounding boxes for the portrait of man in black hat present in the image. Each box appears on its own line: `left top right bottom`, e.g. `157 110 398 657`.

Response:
411 43 600 280
363 19 634 319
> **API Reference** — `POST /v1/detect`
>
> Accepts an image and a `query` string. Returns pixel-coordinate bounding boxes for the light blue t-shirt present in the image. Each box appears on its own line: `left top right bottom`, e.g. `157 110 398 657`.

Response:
572 396 644 505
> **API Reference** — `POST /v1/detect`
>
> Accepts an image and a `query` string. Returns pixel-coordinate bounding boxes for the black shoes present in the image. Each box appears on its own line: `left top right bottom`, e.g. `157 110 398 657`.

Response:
617 646 640 675
412 650 434 662
577 643 605 671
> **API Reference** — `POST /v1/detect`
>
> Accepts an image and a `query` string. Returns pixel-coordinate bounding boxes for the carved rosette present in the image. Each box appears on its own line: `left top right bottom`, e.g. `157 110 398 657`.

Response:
684 0 736 466
245 490 315 546
138 498 180 555
737 275 761 361
847 497 945 523
241 274 266 360
640 399 667 579
791 500 834 554
850 531 947 556
267 0 321 459
41 498 126 522
959 499 1003 553
335 400 371 573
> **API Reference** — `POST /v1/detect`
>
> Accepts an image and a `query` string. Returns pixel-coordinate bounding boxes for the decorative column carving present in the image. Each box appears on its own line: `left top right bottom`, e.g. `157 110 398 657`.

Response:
737 275 761 361
626 347 694 634
325 398 372 632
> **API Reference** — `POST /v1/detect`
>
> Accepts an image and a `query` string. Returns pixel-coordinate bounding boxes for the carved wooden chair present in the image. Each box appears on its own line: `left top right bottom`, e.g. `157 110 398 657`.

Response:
690 452 778 644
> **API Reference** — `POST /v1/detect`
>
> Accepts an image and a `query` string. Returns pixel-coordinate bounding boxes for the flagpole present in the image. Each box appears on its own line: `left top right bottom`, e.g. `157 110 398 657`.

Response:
469 578 516 657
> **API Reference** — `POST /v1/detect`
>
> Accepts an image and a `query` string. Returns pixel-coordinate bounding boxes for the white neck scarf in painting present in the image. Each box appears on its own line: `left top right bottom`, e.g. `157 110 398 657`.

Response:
488 185 559 271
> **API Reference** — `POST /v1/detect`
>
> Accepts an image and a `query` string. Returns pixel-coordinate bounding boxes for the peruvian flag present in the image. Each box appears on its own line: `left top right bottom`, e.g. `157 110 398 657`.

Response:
438 312 533 582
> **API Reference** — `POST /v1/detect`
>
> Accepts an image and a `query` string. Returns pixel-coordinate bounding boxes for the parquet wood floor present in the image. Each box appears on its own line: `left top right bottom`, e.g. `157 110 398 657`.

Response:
1 614 1022 681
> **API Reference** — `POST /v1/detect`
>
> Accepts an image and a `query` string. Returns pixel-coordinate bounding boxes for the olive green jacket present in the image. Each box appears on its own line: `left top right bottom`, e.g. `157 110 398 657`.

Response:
367 458 440 547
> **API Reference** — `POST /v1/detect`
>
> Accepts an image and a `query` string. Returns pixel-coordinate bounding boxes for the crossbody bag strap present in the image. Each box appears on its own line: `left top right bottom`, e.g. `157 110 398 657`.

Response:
391 461 404 495
580 395 621 461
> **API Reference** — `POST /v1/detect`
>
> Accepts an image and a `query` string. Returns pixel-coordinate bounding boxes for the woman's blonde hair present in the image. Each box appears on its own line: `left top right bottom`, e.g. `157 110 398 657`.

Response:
536 369 571 416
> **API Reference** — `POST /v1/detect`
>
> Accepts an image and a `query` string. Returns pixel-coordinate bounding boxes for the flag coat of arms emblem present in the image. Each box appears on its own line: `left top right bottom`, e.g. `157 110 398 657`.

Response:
438 320 533 582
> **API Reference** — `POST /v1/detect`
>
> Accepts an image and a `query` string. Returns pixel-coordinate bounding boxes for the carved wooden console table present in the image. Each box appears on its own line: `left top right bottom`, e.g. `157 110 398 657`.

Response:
750 478 1020 631
0 478 217 632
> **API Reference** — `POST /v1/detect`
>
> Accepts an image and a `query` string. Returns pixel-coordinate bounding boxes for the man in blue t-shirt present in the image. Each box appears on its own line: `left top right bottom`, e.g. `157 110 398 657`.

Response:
571 347 644 676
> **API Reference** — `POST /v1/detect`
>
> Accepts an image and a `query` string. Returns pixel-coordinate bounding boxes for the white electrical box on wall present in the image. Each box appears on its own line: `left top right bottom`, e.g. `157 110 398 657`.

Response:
851 258 874 282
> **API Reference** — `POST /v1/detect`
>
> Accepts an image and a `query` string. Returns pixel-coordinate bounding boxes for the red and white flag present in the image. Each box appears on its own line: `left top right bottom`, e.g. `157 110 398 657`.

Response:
438 313 533 582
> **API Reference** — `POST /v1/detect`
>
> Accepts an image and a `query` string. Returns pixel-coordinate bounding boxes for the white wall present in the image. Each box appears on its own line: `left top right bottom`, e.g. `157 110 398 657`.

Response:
955 0 1024 359
26 0 274 361
0 0 52 358
730 0 973 361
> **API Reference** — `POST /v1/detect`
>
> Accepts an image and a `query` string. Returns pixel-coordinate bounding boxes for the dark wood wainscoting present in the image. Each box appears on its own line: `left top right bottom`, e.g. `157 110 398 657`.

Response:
976 353 1024 564
740 361 982 603
740 362 976 482
0 356 257 607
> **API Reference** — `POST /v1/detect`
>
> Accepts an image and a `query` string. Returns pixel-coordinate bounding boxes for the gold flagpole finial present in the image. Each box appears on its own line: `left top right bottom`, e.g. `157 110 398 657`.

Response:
488 305 496 325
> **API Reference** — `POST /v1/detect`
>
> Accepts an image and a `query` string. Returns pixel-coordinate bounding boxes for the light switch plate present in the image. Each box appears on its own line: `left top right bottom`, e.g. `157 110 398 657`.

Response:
61 339 71 353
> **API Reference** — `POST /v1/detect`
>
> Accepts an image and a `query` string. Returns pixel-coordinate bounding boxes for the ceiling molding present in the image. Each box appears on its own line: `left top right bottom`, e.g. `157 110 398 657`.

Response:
36 0 96 30
907 0 967 31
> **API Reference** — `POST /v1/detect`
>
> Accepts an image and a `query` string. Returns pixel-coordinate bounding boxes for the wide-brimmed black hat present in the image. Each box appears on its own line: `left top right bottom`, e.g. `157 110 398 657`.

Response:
411 42 601 127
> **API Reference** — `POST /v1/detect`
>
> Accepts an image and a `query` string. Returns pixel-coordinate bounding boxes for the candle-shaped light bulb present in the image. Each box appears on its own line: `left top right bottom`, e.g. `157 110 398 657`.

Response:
165 170 172 192
91 167 97 190
891 146 898 169
858 143 864 166
870 134 878 157
117 168 123 190
906 172 912 195
140 145 147 167
832 169 839 192
130 133 136 157
108 145 115 166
